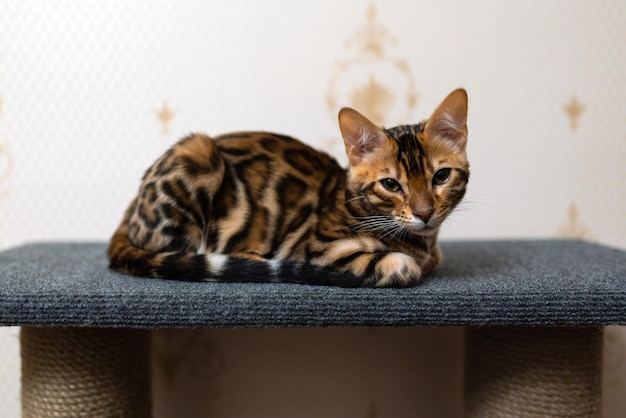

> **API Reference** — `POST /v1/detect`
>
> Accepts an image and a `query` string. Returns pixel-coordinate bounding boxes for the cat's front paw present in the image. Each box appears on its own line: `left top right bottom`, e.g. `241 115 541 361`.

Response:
372 252 422 287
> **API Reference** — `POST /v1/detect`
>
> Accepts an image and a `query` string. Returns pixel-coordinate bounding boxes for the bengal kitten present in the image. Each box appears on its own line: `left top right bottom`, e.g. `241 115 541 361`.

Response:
108 88 469 287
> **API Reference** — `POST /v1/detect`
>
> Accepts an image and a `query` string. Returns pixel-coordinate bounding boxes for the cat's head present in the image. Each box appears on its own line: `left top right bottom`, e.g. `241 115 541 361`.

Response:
338 88 469 237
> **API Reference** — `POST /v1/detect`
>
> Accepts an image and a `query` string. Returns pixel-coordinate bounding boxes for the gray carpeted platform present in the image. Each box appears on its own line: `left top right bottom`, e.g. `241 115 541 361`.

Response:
0 240 625 328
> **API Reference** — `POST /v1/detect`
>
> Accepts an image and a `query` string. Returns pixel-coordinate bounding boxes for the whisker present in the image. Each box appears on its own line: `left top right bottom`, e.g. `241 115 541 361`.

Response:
374 228 398 237
350 217 396 234
350 215 417 243
458 192 492 210
379 224 403 241
344 195 367 205
349 215 393 224
352 222 395 232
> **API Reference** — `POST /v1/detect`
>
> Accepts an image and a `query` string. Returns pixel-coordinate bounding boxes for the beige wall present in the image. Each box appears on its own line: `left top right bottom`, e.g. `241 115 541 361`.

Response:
1 1 625 416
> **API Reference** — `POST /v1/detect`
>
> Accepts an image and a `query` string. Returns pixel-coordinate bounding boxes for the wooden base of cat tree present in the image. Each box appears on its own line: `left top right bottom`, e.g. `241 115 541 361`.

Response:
3 240 625 416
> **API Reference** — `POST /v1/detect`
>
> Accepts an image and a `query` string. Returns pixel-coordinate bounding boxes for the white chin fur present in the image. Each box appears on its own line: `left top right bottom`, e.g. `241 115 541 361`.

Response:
402 218 438 236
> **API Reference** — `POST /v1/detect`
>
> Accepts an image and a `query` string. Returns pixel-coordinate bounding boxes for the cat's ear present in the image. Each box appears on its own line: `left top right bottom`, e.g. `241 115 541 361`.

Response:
338 107 388 165
425 88 468 151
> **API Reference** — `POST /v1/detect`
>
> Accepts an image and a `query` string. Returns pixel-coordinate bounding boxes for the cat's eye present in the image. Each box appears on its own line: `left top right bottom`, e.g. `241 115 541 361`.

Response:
432 168 451 186
381 178 402 192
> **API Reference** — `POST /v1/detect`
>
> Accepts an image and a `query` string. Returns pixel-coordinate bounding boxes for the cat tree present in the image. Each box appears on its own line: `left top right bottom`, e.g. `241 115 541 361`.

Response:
2 239 624 417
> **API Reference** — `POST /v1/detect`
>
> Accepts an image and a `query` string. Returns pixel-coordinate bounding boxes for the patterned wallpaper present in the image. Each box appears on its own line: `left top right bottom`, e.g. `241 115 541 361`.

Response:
326 4 418 126
0 1 625 417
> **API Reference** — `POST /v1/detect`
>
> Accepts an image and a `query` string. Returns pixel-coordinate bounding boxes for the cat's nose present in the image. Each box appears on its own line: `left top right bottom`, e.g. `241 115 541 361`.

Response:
413 207 434 223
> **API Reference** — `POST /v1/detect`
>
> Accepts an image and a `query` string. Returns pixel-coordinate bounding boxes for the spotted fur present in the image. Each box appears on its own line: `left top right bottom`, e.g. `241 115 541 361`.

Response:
108 88 469 287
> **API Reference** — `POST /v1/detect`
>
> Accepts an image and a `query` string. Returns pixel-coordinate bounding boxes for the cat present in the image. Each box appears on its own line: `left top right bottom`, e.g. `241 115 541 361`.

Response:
108 88 469 287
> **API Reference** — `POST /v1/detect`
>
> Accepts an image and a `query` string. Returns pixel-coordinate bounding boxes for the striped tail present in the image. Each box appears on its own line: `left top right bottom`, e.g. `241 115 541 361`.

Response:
107 229 365 288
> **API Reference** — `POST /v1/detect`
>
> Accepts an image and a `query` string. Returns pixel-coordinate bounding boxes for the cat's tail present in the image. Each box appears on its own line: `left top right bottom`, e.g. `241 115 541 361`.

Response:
107 223 365 288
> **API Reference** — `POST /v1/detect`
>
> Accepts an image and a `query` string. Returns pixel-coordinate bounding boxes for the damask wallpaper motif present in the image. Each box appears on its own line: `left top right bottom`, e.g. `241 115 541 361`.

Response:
0 1 625 417
563 96 585 131
326 4 418 127
156 102 175 135
557 202 590 240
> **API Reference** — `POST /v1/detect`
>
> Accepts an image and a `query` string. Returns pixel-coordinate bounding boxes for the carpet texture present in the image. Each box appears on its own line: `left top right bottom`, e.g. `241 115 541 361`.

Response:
0 240 625 328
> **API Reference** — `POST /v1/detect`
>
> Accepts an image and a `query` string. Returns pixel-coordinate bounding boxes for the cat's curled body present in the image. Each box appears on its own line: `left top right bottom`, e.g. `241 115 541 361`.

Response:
108 89 469 287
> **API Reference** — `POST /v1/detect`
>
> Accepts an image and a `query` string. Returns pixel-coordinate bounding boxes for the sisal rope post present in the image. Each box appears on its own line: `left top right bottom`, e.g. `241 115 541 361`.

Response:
464 327 603 418
21 327 152 418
